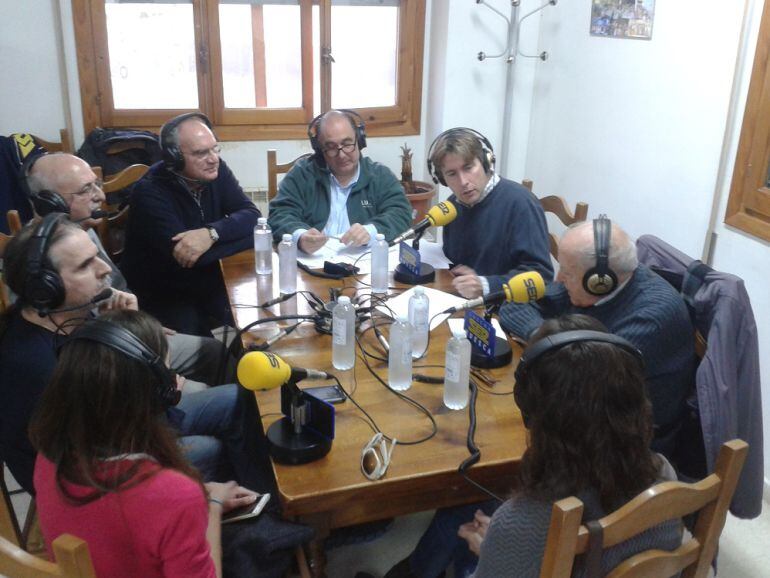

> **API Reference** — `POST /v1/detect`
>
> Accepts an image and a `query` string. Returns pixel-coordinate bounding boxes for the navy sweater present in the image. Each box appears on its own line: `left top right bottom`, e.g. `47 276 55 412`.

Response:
122 160 260 307
442 178 554 292
500 266 695 457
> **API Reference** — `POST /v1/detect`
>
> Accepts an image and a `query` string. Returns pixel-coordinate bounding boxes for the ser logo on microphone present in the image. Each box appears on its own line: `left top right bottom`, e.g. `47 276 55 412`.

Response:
436 202 451 216
264 352 280 368
524 278 541 301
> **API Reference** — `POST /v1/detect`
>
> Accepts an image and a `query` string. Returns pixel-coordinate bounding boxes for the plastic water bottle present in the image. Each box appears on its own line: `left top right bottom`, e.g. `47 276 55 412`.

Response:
444 334 471 409
332 296 356 370
254 218 272 275
408 286 429 358
388 316 412 391
278 233 297 294
371 233 389 294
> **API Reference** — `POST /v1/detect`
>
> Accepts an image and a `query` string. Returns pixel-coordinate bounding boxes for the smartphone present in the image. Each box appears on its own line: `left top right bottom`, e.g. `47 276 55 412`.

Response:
304 384 347 404
221 493 271 525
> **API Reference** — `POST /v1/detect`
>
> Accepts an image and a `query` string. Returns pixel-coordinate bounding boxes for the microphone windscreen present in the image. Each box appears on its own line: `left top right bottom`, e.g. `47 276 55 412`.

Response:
426 201 458 227
503 271 546 303
93 288 114 303
237 351 291 391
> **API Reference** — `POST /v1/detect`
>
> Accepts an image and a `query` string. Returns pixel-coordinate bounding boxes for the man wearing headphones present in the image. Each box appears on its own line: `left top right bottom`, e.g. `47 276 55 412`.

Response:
122 113 260 335
500 217 695 459
268 110 411 253
428 128 553 299
24 152 229 389
0 216 273 495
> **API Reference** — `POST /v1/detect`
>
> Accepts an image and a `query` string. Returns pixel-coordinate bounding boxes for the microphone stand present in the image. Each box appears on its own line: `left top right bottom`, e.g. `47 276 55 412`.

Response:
393 230 436 285
469 303 513 369
266 378 334 465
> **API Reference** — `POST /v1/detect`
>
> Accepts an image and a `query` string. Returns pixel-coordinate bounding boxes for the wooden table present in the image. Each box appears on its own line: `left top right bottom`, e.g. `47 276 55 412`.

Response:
221 250 528 576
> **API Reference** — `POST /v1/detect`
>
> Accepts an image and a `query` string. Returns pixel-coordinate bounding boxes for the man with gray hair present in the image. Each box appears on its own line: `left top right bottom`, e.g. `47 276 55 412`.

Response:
500 217 695 458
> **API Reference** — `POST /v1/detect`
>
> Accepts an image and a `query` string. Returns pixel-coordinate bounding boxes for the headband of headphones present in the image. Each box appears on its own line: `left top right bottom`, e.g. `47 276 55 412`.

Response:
582 214 618 296
66 319 181 410
307 109 367 159
426 127 496 186
160 112 214 172
24 212 69 312
514 329 644 426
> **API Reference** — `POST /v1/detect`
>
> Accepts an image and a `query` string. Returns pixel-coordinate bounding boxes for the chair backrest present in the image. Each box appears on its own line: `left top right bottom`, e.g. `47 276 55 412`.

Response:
522 179 589 259
0 461 23 547
0 532 97 578
539 439 748 578
267 149 313 201
96 164 148 262
6 210 22 235
31 129 74 154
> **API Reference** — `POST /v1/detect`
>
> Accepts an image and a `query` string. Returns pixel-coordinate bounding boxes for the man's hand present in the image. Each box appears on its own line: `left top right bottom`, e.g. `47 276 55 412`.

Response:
172 228 214 268
298 228 328 254
98 289 138 312
340 223 370 247
457 509 492 556
450 265 483 299
205 481 259 514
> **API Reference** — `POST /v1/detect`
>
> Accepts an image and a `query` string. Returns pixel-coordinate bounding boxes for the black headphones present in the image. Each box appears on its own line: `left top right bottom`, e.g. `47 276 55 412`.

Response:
160 112 214 172
582 214 618 296
307 109 367 160
513 330 643 426
24 212 69 313
67 319 181 410
426 127 496 186
21 153 71 217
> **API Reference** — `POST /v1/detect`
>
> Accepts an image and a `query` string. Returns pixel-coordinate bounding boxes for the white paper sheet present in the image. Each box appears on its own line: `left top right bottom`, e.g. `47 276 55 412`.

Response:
447 317 505 338
376 285 466 331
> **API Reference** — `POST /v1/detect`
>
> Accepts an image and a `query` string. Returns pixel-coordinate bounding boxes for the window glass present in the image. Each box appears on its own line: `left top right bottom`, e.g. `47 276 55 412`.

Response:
105 1 198 109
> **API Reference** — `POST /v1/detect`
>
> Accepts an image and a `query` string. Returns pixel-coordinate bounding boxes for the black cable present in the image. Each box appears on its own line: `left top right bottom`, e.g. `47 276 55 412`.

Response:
458 378 504 503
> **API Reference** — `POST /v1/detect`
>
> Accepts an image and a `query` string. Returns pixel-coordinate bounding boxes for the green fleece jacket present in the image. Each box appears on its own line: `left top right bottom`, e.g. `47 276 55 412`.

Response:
267 155 412 243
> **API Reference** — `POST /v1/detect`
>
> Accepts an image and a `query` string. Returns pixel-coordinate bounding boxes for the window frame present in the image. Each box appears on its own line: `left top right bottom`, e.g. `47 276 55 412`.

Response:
72 0 425 140
725 0 770 242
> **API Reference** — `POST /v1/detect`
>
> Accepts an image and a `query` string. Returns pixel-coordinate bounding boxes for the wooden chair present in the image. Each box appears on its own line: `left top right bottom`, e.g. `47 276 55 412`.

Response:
6 210 22 235
0 461 45 555
539 439 748 578
96 164 149 263
522 179 589 259
31 129 74 154
267 149 313 202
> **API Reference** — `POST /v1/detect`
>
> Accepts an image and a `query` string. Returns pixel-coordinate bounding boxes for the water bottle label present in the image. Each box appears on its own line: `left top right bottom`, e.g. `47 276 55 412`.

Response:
333 319 347 345
446 352 460 381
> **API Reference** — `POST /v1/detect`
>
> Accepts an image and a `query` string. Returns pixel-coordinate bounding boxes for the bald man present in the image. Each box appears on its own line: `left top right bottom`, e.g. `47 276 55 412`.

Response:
500 219 695 459
122 113 260 335
268 110 411 253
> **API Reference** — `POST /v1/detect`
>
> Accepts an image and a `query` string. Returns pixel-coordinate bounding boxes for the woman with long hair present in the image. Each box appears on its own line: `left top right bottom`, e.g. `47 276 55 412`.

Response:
30 309 257 578
461 314 682 577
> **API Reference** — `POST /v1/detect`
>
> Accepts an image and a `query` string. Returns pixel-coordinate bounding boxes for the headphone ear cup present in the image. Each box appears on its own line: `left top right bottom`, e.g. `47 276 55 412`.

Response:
582 268 618 296
582 215 617 296
31 190 70 217
25 269 65 312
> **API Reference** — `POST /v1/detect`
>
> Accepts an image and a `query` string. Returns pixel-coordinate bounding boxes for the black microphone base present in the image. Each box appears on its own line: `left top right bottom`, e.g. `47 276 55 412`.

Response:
470 337 512 369
267 417 332 465
394 263 435 285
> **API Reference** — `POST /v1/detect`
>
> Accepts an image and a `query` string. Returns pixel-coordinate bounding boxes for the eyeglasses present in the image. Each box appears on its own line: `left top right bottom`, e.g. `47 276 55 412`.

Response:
361 432 396 481
69 179 104 197
185 144 222 160
322 141 357 157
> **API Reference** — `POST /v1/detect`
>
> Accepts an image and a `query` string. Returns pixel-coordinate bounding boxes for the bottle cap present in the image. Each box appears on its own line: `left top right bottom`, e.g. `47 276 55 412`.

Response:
258 217 267 225
376 233 385 241
337 296 351 305
282 233 292 242
414 286 424 295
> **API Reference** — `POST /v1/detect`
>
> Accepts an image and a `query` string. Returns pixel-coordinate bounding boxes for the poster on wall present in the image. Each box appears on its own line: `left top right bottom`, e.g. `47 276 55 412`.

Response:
590 0 655 40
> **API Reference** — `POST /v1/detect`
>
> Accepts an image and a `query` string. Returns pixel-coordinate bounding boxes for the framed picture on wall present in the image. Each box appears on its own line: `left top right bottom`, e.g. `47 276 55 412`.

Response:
590 0 655 40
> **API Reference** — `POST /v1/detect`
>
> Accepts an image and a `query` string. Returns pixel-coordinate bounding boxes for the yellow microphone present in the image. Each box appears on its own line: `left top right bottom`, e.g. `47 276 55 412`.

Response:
445 271 546 314
237 351 331 391
390 201 458 246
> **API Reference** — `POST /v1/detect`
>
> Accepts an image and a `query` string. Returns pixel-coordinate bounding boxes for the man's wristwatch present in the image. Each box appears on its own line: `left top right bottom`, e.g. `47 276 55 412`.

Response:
207 227 219 243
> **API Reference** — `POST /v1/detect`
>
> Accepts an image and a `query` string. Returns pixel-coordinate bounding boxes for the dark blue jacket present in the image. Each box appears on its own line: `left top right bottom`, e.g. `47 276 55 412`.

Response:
0 134 44 234
122 160 260 304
